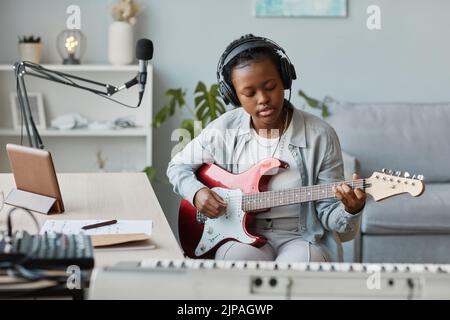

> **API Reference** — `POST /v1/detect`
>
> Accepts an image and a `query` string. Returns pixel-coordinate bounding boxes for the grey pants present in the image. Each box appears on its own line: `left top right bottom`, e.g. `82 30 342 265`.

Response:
215 218 328 263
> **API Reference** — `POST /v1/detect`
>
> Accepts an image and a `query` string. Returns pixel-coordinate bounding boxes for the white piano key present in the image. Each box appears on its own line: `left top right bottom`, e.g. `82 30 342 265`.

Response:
214 260 225 268
170 260 182 268
276 262 290 270
188 260 202 269
335 263 352 272
408 264 425 273
223 261 235 269
425 264 439 273
246 261 258 270
395 264 409 272
309 262 321 271
439 265 450 273
140 259 158 268
290 262 308 271
160 260 172 268
203 260 216 269
381 263 396 273
320 263 333 272
366 264 382 273
351 263 364 272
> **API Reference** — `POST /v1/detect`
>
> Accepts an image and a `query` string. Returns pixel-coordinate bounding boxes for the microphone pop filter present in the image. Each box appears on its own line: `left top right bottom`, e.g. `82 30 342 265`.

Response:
136 38 153 60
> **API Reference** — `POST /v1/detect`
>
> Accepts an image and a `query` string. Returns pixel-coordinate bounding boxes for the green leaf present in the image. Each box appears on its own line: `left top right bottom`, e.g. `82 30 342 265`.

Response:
196 101 208 121
194 81 207 95
152 105 170 128
152 88 187 128
298 90 319 108
180 119 195 140
192 81 226 124
322 104 330 118
298 90 330 118
142 166 156 181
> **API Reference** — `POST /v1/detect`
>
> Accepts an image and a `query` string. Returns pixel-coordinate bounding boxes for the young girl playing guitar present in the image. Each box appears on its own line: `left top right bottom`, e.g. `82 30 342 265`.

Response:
167 34 366 262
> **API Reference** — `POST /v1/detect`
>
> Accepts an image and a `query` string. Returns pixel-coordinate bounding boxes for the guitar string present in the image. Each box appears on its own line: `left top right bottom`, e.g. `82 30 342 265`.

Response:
241 183 367 210
220 172 418 207
241 182 367 210
204 181 370 221
224 179 367 201
219 179 369 211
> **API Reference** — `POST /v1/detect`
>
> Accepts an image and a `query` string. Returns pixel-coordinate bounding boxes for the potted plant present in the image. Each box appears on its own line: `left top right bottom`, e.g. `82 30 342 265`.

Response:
109 0 141 65
18 35 42 64
143 81 227 181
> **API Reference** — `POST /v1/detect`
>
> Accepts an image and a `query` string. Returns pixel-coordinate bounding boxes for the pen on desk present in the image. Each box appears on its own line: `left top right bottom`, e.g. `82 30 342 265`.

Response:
81 219 118 230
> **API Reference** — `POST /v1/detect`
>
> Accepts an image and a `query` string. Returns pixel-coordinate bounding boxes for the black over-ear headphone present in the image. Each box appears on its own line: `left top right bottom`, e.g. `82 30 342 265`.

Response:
216 34 297 107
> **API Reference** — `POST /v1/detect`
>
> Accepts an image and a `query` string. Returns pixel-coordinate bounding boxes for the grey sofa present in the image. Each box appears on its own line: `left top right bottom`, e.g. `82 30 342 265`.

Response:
325 97 450 263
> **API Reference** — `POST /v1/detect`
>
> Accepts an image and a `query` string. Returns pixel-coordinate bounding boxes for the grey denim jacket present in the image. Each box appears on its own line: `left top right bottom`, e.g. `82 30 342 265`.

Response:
167 101 362 262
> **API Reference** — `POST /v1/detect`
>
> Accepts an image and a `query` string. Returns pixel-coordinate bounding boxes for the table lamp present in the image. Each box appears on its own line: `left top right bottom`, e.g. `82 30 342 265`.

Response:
57 29 86 65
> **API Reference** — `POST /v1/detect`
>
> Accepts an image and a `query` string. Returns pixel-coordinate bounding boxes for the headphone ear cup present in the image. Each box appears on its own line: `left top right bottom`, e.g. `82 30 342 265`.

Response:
279 57 292 90
220 81 240 106
289 63 297 81
218 82 230 105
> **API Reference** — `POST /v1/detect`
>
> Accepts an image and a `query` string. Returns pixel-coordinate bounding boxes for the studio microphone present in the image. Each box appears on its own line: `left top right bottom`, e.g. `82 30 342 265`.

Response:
115 38 153 106
136 38 154 105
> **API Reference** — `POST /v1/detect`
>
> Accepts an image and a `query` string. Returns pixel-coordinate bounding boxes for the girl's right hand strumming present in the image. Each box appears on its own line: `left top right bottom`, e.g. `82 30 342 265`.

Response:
193 187 228 218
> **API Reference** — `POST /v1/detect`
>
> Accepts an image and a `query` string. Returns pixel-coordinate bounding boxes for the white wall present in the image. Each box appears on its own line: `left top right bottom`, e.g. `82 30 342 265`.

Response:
1 0 450 237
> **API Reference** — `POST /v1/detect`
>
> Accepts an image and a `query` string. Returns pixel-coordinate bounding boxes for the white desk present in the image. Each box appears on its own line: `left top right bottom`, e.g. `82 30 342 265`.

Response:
0 173 184 267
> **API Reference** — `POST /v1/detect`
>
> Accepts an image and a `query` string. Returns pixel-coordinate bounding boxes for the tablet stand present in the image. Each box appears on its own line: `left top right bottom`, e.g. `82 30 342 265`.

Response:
5 188 61 214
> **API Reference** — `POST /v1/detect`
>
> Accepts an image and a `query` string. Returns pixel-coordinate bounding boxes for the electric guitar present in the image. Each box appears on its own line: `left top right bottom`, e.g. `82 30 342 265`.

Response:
178 158 425 258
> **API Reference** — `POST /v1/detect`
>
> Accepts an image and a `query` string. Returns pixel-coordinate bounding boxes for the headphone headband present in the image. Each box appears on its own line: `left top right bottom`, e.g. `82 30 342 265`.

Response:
217 35 297 106
222 40 280 68
217 36 289 79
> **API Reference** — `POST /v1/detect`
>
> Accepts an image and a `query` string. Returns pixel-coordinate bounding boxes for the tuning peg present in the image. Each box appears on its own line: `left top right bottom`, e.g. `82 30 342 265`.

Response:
395 171 402 176
404 172 410 178
381 168 386 173
412 174 417 179
388 170 393 175
417 175 424 181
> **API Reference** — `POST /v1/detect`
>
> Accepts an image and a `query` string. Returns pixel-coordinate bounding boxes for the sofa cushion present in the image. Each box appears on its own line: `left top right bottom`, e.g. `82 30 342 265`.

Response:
325 97 450 182
362 234 450 263
361 183 450 234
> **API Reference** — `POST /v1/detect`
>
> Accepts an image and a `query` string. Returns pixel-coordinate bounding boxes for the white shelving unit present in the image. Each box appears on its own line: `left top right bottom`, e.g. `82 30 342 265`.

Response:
0 64 153 173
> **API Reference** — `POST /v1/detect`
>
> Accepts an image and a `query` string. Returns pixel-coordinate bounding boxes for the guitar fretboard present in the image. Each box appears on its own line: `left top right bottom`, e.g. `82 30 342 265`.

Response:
241 179 368 211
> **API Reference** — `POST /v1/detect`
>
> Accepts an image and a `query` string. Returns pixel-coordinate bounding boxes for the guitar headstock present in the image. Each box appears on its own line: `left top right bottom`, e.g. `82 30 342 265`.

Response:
366 169 425 201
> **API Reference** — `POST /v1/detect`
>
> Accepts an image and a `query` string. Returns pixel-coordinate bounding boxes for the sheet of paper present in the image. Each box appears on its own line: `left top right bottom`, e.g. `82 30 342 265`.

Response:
40 220 153 236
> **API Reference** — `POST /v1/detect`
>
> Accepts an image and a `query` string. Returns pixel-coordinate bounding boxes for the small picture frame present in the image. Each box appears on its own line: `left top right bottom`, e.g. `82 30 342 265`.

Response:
10 92 46 130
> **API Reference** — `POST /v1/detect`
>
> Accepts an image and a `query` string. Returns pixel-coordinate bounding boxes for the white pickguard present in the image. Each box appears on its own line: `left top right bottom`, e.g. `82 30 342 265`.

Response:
195 187 256 257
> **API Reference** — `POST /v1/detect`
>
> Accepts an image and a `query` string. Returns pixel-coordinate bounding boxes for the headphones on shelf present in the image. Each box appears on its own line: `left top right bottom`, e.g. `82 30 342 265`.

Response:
216 34 297 107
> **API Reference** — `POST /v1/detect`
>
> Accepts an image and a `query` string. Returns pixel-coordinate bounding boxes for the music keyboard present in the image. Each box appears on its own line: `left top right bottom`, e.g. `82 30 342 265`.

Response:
89 259 450 299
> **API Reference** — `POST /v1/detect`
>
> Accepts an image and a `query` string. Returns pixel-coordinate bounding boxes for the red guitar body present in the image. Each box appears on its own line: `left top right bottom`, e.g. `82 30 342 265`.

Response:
179 158 288 259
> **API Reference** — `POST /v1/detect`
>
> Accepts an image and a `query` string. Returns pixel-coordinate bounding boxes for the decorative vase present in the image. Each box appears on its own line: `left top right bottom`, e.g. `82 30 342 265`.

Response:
18 43 43 64
108 21 134 65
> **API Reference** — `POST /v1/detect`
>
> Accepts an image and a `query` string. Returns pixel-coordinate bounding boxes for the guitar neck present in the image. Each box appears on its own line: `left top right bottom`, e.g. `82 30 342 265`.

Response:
241 179 367 211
